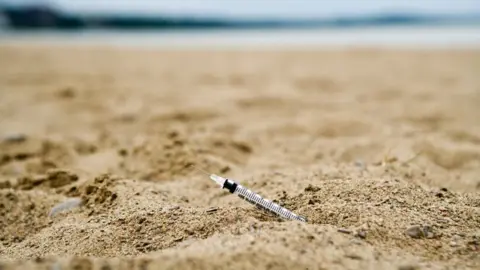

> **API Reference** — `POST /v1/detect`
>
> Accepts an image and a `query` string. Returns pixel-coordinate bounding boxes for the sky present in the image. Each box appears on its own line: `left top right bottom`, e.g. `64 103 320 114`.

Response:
2 0 480 19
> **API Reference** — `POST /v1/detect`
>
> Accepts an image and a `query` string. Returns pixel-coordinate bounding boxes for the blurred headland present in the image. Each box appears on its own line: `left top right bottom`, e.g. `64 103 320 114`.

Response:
1 3 479 30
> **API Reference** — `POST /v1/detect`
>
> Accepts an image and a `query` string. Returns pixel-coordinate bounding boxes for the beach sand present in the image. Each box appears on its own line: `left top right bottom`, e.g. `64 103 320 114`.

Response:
0 45 479 269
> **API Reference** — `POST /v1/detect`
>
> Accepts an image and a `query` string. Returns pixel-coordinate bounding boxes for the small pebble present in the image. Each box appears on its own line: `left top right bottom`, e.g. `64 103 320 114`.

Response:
450 241 458 247
3 133 27 143
49 197 83 217
354 160 365 168
355 229 367 239
206 207 218 213
405 225 435 239
405 225 424 239
337 228 352 234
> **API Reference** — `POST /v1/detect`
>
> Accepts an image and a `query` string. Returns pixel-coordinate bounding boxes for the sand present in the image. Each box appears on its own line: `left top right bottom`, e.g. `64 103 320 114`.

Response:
0 45 479 270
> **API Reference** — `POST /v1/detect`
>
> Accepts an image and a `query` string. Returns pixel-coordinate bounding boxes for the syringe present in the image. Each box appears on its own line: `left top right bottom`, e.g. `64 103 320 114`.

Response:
193 167 307 222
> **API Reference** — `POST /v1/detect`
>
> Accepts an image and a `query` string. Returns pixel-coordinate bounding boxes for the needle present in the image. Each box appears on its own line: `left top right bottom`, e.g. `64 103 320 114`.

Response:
189 164 211 176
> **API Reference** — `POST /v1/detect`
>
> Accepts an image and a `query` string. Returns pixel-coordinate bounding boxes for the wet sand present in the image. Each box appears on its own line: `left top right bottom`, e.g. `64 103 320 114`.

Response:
0 45 479 269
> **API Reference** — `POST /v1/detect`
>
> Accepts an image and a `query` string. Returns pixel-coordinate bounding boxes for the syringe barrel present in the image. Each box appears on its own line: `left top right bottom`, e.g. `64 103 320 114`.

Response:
223 179 306 222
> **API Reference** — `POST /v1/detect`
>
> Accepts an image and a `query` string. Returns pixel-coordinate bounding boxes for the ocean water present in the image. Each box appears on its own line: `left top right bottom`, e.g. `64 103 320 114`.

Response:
1 0 480 48
4 0 480 19
0 25 479 49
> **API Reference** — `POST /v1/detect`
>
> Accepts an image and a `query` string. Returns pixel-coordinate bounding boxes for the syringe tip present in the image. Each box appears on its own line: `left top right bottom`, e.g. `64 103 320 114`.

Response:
210 174 226 187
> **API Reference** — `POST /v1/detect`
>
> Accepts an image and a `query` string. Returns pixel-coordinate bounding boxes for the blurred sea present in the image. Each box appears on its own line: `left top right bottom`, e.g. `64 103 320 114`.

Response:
1 25 479 48
1 0 479 48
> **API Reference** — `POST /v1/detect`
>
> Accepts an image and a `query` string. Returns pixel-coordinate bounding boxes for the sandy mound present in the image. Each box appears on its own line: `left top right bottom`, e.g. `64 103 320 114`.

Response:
0 46 479 269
